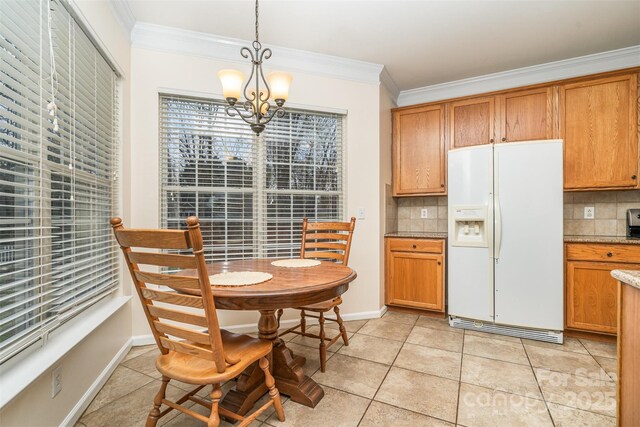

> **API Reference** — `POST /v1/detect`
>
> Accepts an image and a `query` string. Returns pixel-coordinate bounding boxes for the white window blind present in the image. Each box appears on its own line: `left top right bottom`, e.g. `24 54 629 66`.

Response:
0 0 119 363
160 95 344 262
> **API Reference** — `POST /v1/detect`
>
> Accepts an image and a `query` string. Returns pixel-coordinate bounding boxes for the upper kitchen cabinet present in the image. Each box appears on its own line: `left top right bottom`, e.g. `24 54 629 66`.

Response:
392 104 446 196
448 96 496 148
560 73 639 190
497 87 555 143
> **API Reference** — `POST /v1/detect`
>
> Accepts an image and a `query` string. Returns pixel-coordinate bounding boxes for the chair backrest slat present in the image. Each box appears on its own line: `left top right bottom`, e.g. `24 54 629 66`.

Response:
140 288 204 309
133 270 201 289
115 229 191 249
147 304 209 328
305 242 347 251
300 217 356 267
154 321 211 345
111 216 228 373
305 232 348 241
128 252 198 269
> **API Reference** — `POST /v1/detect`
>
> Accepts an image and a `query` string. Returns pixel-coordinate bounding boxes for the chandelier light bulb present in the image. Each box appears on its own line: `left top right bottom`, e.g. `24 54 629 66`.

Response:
218 69 245 103
267 71 292 105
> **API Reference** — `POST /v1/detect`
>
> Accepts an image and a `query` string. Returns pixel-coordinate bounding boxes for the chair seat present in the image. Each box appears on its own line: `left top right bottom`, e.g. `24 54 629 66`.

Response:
156 330 272 385
296 296 342 312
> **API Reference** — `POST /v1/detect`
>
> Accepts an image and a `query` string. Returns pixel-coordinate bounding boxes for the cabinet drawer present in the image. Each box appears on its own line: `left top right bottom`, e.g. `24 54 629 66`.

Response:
566 243 640 263
387 238 443 254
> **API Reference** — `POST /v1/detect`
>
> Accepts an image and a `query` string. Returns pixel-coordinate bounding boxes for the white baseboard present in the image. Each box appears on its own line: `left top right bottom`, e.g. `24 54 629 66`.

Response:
61 338 133 427
129 306 388 347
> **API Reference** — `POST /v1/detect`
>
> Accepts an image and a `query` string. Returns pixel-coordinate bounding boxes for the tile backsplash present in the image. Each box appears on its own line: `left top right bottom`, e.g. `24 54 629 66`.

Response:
564 190 640 236
397 196 448 233
391 189 639 237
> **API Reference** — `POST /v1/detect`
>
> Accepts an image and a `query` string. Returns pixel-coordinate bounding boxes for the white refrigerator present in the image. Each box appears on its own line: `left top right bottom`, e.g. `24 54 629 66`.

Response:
447 140 564 343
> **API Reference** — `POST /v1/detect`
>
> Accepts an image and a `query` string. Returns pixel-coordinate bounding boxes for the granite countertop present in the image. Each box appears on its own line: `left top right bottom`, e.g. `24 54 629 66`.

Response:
385 231 448 239
611 270 640 290
563 235 640 245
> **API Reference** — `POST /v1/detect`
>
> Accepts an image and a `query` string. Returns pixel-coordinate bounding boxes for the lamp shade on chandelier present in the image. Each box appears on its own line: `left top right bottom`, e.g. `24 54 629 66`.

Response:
218 0 292 135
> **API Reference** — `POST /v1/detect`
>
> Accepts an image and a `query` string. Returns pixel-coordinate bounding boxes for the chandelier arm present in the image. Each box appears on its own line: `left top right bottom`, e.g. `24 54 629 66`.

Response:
225 105 258 122
258 105 286 127
258 48 272 103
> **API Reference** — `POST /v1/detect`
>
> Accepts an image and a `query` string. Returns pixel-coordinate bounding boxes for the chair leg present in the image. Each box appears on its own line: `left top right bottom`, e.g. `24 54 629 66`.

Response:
146 376 169 427
207 383 222 427
276 309 284 329
334 305 349 346
259 357 285 422
300 309 306 333
319 313 327 372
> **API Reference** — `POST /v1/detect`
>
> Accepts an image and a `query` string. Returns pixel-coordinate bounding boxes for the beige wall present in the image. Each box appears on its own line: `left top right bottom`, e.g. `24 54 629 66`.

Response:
0 1 133 424
129 47 385 335
379 85 396 303
0 307 131 427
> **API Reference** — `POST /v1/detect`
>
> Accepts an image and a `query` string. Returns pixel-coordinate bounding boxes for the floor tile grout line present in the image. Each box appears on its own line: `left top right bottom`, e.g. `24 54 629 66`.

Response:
454 329 465 425
576 338 617 382
523 340 557 427
356 314 422 427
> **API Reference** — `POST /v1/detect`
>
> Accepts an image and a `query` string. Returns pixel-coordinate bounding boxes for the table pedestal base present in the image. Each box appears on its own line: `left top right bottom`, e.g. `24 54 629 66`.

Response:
220 310 324 415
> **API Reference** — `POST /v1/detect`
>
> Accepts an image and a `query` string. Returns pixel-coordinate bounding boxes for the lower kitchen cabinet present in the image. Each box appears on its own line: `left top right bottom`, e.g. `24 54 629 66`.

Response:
385 237 445 312
565 243 640 335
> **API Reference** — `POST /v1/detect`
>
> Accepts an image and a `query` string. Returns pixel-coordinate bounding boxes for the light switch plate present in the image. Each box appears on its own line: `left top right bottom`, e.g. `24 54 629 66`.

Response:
52 365 62 398
357 207 366 219
420 208 429 219
584 206 595 219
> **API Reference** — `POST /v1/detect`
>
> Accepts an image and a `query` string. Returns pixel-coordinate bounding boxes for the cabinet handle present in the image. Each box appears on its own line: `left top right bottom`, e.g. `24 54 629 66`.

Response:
437 261 442 265
501 137 507 142
412 244 417 249
440 184 445 187
607 252 613 257
632 175 637 180
490 138 495 143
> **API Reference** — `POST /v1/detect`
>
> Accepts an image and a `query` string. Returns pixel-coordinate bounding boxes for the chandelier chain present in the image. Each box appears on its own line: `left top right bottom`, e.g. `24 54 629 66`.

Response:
255 0 259 43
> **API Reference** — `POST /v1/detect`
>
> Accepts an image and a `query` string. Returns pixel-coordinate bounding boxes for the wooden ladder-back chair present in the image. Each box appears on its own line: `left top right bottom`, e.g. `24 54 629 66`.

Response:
277 217 356 372
111 216 285 427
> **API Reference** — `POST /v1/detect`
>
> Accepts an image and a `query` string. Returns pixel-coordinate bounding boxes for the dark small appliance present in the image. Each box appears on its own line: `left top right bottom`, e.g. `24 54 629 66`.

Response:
628 208 640 239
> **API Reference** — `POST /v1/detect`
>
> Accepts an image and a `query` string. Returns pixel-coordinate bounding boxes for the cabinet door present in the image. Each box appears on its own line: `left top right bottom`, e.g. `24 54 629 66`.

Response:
449 96 495 148
498 87 554 143
560 74 638 190
386 251 444 311
565 261 635 334
392 105 446 195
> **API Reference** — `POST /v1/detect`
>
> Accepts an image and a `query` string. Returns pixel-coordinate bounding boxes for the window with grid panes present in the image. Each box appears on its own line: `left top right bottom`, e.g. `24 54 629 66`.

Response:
0 0 119 363
159 95 344 262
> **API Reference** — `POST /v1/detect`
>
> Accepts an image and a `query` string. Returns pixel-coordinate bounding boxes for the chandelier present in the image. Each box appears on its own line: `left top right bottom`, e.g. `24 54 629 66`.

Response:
218 0 292 135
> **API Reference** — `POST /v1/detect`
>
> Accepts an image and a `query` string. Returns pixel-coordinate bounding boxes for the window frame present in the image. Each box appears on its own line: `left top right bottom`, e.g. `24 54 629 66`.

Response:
158 93 347 262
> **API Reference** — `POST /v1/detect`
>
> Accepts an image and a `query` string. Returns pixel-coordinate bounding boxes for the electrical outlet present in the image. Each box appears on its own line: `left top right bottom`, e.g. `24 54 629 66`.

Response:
420 208 429 219
357 207 366 219
584 206 595 219
52 365 62 398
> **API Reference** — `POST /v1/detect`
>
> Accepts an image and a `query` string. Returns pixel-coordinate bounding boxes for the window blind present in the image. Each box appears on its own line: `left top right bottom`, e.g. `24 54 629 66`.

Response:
0 0 119 363
159 94 344 262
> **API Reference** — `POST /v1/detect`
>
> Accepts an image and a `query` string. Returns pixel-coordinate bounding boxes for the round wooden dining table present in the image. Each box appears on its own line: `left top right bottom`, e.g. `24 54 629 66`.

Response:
183 258 357 416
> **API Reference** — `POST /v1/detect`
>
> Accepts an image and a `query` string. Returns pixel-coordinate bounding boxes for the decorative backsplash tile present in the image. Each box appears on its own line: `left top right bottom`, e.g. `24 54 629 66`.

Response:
564 190 640 237
390 190 639 237
385 184 398 233
396 196 448 233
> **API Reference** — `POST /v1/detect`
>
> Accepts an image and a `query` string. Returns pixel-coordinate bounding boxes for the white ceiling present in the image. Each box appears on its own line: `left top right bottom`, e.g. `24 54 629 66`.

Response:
124 0 640 91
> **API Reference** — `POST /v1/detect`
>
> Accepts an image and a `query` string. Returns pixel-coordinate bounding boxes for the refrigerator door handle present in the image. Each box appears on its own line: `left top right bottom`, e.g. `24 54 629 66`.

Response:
495 193 503 261
494 152 502 262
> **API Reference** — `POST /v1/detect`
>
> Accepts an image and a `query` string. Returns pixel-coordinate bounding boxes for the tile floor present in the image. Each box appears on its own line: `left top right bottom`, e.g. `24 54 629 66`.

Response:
77 312 618 427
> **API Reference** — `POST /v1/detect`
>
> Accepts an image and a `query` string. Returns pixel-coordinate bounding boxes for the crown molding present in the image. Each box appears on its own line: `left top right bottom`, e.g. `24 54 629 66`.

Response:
397 45 640 106
379 67 400 102
131 22 384 85
107 0 136 41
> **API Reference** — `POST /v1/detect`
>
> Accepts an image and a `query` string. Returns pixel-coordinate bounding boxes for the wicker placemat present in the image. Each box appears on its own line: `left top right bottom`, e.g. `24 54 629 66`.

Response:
209 271 273 287
271 259 322 268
